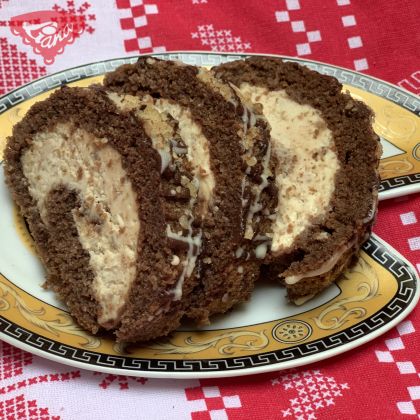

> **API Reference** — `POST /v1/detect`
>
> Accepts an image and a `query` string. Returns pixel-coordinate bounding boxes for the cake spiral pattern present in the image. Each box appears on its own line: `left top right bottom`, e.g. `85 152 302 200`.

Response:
4 56 380 342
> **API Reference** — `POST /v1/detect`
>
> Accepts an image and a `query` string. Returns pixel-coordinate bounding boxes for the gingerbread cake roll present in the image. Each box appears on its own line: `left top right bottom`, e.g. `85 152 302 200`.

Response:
214 57 381 304
104 57 277 324
4 86 201 341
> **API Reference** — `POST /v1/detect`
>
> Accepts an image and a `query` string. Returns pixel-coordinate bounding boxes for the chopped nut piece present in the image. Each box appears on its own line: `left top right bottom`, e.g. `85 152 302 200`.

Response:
179 215 189 229
180 175 190 186
246 156 257 167
171 255 180 266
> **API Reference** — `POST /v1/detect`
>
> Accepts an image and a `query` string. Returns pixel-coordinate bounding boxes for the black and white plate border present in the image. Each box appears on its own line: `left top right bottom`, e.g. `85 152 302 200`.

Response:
0 234 418 378
0 53 419 378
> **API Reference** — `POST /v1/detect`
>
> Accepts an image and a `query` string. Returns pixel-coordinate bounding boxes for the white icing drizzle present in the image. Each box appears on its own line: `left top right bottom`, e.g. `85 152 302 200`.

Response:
228 97 239 109
166 222 202 300
167 176 203 300
284 238 357 285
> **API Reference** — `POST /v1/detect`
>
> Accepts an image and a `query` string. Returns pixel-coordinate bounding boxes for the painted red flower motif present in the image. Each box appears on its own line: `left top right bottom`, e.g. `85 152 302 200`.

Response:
9 1 95 65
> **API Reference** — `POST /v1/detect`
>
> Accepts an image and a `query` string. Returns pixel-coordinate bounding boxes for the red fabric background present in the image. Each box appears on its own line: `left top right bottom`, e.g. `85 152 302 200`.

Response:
0 1 419 419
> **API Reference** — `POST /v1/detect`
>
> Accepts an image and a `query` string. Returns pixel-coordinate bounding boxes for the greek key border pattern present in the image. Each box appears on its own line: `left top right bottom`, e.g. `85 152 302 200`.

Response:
379 173 420 192
0 58 138 114
0 235 417 373
1 53 418 116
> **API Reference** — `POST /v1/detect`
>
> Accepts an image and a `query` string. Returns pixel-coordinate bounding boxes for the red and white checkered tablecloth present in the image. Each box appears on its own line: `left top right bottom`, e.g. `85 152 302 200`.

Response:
0 1 419 419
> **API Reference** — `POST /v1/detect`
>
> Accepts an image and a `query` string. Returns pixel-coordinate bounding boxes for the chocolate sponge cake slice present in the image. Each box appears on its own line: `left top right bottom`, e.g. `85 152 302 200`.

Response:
3 86 207 342
104 57 277 324
214 57 381 304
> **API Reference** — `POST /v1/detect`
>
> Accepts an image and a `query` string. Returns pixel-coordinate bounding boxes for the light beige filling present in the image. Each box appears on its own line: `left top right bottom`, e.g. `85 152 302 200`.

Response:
21 123 139 327
153 98 215 212
108 92 215 213
239 84 340 253
109 92 208 300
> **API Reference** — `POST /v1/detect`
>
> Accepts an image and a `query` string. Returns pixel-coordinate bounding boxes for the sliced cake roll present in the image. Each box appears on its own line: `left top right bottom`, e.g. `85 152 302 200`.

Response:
4 86 206 342
214 57 381 304
104 57 277 324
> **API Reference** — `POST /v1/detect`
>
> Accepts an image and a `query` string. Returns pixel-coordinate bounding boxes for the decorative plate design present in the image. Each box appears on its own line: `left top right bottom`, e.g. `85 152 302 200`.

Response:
0 52 419 379
272 320 313 344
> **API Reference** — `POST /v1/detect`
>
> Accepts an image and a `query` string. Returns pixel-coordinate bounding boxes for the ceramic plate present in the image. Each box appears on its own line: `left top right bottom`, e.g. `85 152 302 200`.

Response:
0 52 419 379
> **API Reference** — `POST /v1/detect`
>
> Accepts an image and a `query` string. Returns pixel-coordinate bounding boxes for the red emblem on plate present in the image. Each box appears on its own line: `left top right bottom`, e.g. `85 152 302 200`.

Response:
9 1 95 65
